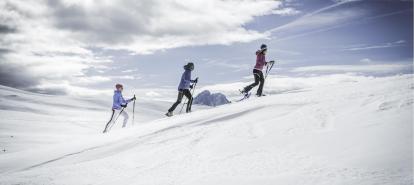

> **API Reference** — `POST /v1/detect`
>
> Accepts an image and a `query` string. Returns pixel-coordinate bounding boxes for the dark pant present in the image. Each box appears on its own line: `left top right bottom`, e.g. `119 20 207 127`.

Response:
244 69 265 95
168 89 193 113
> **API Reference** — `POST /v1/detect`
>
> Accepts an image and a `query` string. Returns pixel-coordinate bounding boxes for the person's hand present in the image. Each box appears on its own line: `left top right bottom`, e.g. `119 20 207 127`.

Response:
131 96 136 101
269 60 275 64
190 84 194 89
194 77 199 83
121 104 127 108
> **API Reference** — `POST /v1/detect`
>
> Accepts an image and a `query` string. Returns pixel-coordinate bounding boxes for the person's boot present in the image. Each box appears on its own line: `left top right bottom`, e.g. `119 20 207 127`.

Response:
165 111 173 117
256 94 266 97
240 88 249 95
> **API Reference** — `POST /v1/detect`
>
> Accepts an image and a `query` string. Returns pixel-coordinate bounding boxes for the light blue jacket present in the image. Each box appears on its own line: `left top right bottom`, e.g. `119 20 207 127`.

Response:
178 69 195 90
112 90 133 110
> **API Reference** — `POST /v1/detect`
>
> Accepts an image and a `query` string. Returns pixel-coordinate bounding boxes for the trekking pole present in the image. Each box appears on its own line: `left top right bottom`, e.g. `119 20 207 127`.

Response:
108 107 125 130
179 81 198 114
179 97 188 114
190 81 198 96
264 61 275 80
132 94 136 125
261 61 275 96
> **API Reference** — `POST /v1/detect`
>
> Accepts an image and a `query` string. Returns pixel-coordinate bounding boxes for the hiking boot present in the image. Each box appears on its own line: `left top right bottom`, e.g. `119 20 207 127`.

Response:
165 111 173 117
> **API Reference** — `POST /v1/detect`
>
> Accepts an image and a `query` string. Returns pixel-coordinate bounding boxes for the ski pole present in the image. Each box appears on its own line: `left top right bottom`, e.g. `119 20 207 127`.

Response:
265 61 275 80
190 81 197 96
108 107 125 130
261 61 275 96
103 110 116 133
179 95 188 114
132 94 136 125
179 81 197 114
187 81 197 112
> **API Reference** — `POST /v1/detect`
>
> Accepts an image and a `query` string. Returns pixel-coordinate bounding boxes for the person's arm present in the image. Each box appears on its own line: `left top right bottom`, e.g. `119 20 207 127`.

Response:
119 95 128 107
126 95 136 103
267 60 275 65
263 54 268 65
183 71 192 83
191 77 198 83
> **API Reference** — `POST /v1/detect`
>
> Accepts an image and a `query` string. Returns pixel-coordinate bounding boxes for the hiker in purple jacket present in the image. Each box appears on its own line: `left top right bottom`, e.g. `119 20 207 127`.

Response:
166 62 198 117
103 83 136 133
241 44 273 97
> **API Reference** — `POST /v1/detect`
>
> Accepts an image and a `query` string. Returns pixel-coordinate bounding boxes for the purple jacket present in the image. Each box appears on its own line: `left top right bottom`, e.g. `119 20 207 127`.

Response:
254 50 266 71
178 69 194 90
112 90 133 110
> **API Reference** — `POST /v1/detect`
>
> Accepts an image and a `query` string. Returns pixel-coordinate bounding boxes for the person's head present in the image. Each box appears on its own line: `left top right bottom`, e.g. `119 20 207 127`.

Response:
260 44 267 54
184 62 194 71
115 83 123 91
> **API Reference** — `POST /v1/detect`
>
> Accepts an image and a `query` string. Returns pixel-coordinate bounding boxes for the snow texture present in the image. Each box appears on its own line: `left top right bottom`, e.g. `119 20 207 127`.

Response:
0 74 412 185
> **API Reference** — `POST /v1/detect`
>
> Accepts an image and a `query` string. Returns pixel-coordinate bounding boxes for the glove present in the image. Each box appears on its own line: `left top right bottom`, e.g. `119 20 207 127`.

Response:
194 77 199 83
131 96 136 101
190 84 194 89
121 104 127 108
269 60 275 64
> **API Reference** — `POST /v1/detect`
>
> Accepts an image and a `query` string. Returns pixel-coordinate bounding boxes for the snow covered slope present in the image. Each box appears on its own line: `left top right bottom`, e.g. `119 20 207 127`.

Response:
0 85 170 153
0 74 412 185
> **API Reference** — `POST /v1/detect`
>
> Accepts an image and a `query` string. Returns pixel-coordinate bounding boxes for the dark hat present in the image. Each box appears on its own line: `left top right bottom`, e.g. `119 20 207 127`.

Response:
184 62 194 70
260 44 267 50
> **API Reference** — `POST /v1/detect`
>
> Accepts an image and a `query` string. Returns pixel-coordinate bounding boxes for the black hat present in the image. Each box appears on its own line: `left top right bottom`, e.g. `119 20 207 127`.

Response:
184 62 194 70
260 44 267 50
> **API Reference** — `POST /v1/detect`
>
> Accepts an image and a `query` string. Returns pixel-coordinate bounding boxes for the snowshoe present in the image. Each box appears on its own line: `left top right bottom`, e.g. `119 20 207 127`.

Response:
236 92 251 102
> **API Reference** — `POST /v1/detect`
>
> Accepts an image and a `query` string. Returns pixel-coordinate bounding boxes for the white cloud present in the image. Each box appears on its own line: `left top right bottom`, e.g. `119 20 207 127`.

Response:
291 63 413 74
46 0 285 54
121 69 139 73
204 58 250 72
109 75 140 80
343 40 407 51
270 7 364 33
272 7 301 16
268 0 365 41
0 0 292 94
360 58 372 63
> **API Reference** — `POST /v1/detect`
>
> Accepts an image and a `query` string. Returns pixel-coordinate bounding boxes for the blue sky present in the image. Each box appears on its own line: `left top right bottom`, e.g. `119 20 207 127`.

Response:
0 0 412 95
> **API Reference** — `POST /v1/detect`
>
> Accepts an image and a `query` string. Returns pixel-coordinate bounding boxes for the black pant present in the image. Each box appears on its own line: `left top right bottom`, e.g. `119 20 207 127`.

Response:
244 69 264 95
168 89 193 113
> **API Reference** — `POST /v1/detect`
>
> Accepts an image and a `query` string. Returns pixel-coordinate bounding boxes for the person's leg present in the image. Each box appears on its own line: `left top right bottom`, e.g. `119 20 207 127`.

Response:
168 91 184 113
183 89 193 113
256 70 265 96
103 110 115 133
243 69 260 93
121 111 129 128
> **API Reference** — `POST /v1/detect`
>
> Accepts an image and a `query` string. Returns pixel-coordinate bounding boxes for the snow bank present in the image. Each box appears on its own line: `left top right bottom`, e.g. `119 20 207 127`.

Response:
193 90 231 106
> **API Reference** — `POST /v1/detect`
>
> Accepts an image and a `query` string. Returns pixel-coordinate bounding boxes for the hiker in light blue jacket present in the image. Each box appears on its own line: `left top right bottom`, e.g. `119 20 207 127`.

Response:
166 62 198 117
103 84 136 133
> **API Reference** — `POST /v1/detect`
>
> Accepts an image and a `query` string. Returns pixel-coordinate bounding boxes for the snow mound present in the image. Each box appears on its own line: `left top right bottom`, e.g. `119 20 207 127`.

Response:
193 90 231 106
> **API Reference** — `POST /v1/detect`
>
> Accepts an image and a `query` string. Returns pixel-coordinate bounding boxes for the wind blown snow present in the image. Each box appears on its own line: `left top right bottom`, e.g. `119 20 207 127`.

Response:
0 74 412 185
